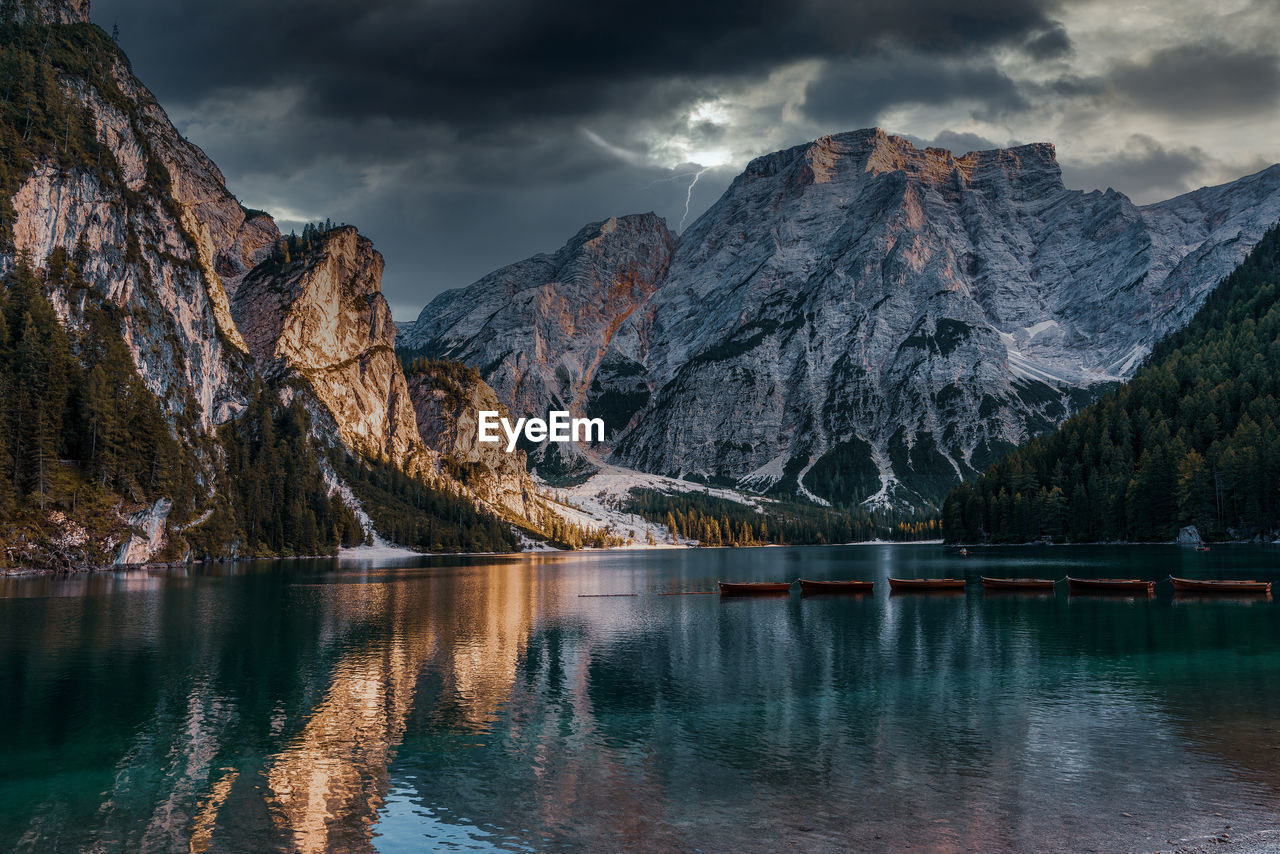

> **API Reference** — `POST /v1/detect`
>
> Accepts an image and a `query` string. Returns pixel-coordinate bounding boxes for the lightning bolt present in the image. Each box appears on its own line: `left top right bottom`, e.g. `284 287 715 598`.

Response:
679 166 710 232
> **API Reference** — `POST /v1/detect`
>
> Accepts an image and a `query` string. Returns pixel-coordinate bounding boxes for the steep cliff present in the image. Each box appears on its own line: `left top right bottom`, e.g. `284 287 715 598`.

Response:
232 226 429 471
228 226 556 540
3 16 277 431
403 359 542 522
0 4 285 564
411 129 1280 507
3 0 89 25
0 6 546 565
408 214 675 434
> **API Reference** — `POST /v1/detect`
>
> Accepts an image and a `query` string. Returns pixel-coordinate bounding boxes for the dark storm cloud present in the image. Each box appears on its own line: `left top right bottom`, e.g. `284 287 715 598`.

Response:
90 0 1069 312
803 55 1028 127
86 0 1280 314
1021 24 1072 60
98 0 1064 129
1041 74 1105 98
1110 42 1280 118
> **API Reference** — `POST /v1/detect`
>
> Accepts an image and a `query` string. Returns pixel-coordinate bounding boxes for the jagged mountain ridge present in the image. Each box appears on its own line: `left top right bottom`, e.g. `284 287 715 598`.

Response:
410 213 675 432
406 128 1280 506
233 226 429 471
8 20 269 429
0 0 550 563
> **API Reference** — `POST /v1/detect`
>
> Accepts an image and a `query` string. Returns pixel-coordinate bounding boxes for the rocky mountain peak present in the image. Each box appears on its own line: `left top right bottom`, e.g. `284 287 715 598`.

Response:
562 212 672 263
738 128 1062 197
232 225 428 468
403 210 675 427
418 130 1280 508
5 0 90 25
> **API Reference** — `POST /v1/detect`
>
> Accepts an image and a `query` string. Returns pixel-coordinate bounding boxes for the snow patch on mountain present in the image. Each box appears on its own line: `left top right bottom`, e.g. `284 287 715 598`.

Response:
545 463 765 547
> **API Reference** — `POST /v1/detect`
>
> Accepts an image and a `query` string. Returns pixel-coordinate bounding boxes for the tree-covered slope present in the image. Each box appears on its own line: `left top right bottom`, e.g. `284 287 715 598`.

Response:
943 223 1280 543
0 256 204 566
0 9 548 566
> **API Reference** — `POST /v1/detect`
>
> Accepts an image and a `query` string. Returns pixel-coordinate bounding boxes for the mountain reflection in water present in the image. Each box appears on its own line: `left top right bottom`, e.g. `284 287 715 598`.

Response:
1 545 1278 852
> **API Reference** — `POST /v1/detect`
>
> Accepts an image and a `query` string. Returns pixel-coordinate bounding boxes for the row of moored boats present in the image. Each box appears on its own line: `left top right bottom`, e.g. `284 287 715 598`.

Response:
716 576 1273 595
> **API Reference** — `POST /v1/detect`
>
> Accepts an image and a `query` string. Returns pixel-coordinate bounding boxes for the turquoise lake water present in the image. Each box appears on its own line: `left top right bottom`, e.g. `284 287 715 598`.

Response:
2 544 1279 852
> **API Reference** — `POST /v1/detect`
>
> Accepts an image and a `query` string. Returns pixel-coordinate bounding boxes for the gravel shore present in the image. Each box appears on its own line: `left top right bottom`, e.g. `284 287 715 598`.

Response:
1162 829 1280 853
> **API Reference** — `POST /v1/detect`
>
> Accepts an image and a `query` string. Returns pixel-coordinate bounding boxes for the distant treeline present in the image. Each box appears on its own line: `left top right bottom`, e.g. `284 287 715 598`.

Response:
623 487 940 546
537 510 631 549
398 351 479 382
943 223 1280 543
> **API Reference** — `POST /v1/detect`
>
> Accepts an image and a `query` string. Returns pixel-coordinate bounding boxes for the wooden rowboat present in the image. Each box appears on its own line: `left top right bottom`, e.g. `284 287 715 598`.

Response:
981 577 1056 590
718 581 792 596
1170 576 1271 594
888 577 966 591
798 579 874 594
1066 577 1154 594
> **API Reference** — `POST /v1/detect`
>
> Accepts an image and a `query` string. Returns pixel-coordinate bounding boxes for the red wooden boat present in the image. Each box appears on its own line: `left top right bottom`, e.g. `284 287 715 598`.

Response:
1170 576 1271 594
888 578 966 591
798 579 874 594
981 577 1056 591
718 581 792 596
1066 577 1154 594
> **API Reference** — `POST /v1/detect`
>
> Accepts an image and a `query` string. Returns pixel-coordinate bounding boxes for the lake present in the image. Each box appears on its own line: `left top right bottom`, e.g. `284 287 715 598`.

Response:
2 544 1279 852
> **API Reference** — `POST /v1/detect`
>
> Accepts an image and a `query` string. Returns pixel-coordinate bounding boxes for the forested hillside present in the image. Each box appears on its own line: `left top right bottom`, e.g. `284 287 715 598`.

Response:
0 11 542 565
943 224 1280 543
0 255 202 566
0 249 529 566
624 488 941 545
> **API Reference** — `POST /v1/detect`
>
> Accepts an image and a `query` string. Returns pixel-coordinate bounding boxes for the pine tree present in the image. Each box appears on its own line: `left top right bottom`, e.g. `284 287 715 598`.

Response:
0 304 11 516
13 294 72 505
944 224 1280 542
83 362 117 484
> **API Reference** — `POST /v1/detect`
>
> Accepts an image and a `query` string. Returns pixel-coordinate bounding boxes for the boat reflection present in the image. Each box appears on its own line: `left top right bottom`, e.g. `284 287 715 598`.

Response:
2 548 1279 854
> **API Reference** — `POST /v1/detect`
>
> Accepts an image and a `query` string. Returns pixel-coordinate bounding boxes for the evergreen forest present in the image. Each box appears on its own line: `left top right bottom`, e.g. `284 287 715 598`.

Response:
943 224 1280 543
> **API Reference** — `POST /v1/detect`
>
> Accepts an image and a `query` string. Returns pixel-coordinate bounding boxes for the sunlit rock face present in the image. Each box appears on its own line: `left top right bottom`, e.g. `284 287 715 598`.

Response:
7 46 279 429
413 128 1280 506
9 0 90 24
233 227 431 471
2 12 558 561
406 363 543 520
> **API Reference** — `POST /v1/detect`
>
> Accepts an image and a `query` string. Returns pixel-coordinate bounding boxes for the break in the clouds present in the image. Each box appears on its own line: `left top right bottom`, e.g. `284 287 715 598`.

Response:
91 0 1280 317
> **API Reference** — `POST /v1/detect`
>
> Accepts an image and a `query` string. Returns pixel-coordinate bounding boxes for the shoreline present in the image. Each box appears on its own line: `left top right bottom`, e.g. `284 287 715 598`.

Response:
946 539 1276 548
1167 828 1280 853
4 538 1272 577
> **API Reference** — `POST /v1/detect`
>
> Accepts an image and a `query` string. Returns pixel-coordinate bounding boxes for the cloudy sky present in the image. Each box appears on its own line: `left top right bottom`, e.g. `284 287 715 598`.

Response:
92 0 1280 319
